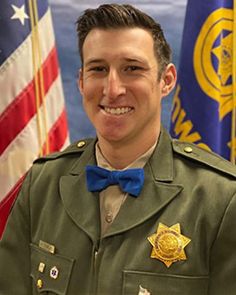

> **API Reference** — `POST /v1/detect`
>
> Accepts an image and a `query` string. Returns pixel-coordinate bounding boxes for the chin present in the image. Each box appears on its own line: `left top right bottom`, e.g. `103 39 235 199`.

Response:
98 130 126 143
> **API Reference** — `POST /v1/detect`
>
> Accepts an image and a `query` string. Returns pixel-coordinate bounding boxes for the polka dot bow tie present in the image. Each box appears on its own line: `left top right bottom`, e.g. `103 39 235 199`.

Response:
86 165 144 197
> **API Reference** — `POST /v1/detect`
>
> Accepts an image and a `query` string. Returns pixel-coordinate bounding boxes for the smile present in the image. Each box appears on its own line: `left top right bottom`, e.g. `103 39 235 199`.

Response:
103 106 133 115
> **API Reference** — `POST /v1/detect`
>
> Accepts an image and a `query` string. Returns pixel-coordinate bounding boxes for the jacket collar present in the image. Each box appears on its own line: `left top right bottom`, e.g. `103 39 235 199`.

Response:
68 127 174 179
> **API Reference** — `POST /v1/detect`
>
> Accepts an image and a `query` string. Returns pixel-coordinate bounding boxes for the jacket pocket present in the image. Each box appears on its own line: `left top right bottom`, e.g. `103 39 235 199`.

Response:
30 243 74 294
122 270 209 295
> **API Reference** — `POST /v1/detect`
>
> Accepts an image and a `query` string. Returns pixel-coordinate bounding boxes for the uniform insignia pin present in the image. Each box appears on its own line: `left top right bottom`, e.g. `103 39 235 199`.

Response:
37 279 43 289
38 262 45 273
147 223 191 268
50 266 59 279
39 240 55 254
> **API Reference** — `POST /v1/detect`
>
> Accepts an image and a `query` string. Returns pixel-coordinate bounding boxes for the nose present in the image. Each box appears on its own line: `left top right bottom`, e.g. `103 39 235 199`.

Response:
103 69 126 99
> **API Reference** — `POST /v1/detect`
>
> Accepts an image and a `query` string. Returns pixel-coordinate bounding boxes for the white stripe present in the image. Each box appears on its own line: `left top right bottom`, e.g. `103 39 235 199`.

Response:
38 74 65 143
61 136 70 150
0 9 55 114
0 75 68 201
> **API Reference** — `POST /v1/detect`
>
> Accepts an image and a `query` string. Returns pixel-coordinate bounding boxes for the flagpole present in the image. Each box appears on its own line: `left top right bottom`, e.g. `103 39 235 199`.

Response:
32 0 50 154
29 0 49 156
29 0 43 156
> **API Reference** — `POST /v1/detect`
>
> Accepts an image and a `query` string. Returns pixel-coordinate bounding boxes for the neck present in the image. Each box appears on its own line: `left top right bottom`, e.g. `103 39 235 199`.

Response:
97 130 160 169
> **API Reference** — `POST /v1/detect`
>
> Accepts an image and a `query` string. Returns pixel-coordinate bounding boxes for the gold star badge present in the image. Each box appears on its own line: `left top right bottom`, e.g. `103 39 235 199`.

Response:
212 33 232 86
148 223 191 268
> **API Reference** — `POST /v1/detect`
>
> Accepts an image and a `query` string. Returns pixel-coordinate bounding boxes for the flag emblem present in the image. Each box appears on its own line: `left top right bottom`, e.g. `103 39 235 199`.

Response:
193 8 234 120
170 0 235 162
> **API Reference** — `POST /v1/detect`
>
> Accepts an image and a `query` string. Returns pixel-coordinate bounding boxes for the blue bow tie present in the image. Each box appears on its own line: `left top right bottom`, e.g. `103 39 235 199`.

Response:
86 165 144 197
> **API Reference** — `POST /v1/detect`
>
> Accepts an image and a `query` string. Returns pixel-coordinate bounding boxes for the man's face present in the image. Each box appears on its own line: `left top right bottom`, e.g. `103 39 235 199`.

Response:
79 28 176 146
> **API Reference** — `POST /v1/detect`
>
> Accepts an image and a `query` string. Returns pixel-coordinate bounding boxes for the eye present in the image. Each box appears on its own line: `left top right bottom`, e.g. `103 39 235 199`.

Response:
125 65 143 72
89 66 107 72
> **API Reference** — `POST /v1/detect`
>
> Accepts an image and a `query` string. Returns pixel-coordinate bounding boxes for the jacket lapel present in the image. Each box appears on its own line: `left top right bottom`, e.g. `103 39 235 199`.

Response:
104 129 183 237
59 139 101 243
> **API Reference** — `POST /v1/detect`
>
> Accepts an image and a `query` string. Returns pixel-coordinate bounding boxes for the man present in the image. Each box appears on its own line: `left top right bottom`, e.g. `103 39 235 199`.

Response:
0 4 236 295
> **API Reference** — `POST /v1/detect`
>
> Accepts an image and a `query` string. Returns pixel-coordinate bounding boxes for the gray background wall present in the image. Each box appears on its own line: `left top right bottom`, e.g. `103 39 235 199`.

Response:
50 0 187 142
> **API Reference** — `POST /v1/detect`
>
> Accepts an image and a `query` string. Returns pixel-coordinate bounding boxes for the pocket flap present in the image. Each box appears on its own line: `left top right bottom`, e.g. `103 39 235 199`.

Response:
30 243 74 294
123 270 209 295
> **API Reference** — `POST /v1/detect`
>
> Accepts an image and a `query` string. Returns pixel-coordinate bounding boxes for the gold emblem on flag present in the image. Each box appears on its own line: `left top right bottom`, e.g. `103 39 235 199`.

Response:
193 8 234 120
148 223 191 268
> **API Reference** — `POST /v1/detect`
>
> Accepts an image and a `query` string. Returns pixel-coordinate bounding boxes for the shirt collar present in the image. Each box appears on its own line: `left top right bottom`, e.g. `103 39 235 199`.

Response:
95 139 158 170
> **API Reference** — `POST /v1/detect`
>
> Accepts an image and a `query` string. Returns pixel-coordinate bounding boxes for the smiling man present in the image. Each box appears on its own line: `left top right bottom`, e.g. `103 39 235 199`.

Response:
0 4 236 295
79 26 175 168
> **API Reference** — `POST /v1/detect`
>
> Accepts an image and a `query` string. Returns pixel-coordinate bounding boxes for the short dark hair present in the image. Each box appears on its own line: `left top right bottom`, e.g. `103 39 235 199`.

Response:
76 3 172 77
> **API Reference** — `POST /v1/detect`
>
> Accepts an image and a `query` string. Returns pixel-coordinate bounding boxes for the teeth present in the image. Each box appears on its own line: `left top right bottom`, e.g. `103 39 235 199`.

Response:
104 107 132 115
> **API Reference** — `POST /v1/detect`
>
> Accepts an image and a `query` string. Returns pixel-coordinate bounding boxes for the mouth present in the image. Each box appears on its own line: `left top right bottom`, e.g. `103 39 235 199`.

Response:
101 106 133 116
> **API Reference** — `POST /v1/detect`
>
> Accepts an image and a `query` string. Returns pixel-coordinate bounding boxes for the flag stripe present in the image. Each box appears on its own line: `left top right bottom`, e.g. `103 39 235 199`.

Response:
0 109 69 238
0 46 59 155
42 108 69 153
0 75 68 200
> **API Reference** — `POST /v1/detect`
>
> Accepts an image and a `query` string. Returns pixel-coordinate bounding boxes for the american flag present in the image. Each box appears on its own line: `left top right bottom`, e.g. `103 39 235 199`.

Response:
0 0 70 234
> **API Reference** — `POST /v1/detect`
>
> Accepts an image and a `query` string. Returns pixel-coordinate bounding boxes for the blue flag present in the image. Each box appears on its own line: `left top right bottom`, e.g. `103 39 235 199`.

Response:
170 0 235 162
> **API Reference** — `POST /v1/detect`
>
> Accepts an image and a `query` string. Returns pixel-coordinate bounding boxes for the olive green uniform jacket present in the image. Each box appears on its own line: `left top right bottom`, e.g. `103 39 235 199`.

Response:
1 128 236 295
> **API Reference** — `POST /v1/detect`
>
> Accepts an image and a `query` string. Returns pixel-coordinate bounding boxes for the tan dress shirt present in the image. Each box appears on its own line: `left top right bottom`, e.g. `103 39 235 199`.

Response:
96 143 157 236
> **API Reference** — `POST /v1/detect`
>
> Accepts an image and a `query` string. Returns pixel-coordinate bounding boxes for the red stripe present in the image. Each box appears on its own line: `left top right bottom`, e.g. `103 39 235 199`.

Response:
0 110 68 239
0 173 27 239
0 46 59 155
42 108 69 154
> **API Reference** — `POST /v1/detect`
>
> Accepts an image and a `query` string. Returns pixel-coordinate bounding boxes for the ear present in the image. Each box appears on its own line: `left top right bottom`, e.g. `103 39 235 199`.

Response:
160 63 177 97
77 68 84 95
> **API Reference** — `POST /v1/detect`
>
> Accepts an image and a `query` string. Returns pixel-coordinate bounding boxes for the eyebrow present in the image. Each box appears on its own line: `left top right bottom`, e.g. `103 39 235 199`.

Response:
84 57 147 67
123 57 147 63
84 59 105 67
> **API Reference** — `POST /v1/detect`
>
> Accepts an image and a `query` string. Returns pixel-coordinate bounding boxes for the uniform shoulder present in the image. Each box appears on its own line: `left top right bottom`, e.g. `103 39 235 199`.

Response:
34 138 95 164
172 139 236 178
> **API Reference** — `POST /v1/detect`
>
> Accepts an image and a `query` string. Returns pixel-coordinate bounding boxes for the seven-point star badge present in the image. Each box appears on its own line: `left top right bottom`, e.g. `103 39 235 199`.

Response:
148 223 191 268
